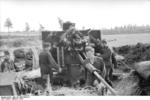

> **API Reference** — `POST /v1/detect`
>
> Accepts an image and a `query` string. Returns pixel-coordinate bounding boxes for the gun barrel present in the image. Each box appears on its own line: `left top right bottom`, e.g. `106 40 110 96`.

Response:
93 71 117 95
77 53 117 95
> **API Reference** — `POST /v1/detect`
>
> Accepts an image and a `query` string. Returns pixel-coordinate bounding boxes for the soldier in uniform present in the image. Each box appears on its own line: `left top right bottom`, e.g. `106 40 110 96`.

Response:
0 51 15 72
39 42 62 91
85 46 106 86
98 40 114 86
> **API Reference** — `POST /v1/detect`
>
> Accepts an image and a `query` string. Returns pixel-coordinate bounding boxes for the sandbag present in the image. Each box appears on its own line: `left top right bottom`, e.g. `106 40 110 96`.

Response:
14 59 26 71
14 49 25 58
134 61 150 80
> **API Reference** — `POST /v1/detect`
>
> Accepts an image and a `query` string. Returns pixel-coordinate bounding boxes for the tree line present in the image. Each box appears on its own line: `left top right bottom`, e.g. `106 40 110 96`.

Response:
3 18 45 32
102 25 150 35
3 17 150 34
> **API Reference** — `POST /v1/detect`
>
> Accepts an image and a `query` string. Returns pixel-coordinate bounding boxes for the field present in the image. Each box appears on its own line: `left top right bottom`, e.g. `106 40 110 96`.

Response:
1 32 150 49
0 32 42 50
0 32 150 96
102 33 150 47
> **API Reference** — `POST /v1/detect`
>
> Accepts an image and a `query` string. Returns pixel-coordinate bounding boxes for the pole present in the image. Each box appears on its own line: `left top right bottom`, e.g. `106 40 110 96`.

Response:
57 47 60 65
12 83 17 96
77 53 117 95
61 47 64 67
46 74 52 95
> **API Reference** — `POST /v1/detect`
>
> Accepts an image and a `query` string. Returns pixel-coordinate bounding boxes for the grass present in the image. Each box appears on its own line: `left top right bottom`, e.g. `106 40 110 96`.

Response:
0 37 42 49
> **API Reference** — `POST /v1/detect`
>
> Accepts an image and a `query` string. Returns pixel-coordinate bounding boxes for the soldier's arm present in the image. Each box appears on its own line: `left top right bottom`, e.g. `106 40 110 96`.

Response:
47 51 60 70
102 61 106 79
97 57 106 78
111 53 117 68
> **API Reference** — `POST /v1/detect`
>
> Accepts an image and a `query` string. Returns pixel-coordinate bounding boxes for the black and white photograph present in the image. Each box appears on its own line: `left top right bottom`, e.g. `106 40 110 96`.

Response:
0 0 150 97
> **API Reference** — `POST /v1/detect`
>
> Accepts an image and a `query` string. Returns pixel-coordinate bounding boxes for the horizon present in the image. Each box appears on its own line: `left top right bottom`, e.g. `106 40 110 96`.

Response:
0 0 150 32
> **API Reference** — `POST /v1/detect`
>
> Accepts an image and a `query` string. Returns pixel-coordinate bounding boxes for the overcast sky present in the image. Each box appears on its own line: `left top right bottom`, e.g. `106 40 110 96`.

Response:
0 0 150 32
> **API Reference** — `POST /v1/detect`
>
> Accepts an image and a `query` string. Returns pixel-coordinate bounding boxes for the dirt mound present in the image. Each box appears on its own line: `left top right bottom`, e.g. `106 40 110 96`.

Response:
114 71 141 95
114 43 150 64
113 43 150 95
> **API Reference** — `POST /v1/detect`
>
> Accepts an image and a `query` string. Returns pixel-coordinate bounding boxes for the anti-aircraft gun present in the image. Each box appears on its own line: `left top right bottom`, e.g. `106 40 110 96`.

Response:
41 21 117 95
42 21 101 66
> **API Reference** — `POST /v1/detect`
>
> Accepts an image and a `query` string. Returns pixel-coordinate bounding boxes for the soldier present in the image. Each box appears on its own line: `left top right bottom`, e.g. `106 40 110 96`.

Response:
111 51 118 69
85 46 106 86
98 40 114 87
39 42 62 91
0 51 15 72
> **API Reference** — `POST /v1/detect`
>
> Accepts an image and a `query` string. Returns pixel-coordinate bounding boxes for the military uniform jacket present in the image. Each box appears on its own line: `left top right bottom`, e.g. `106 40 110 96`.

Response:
86 56 106 86
93 56 106 78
